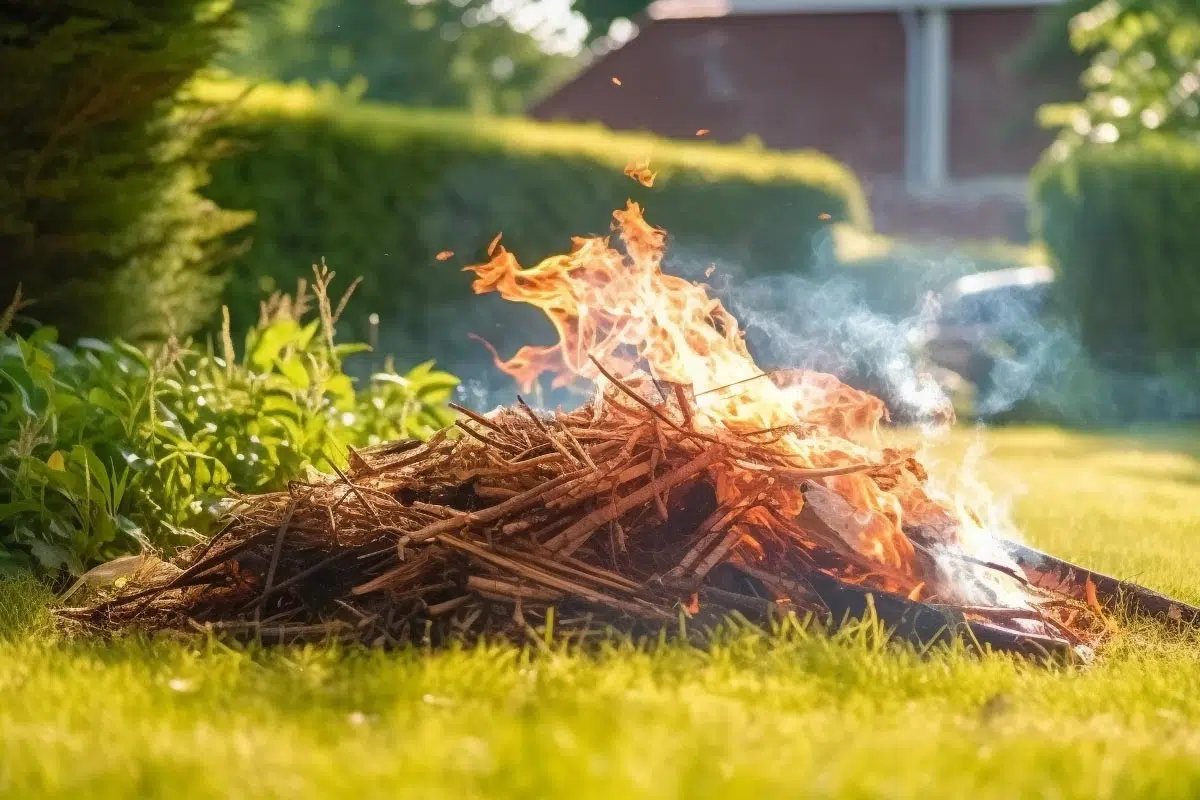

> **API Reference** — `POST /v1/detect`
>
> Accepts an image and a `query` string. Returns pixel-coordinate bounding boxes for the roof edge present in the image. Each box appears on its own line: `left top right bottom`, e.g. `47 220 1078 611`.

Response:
648 0 1061 20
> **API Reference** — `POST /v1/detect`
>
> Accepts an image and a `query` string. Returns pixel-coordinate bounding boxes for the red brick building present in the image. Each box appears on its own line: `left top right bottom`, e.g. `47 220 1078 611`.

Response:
529 0 1074 241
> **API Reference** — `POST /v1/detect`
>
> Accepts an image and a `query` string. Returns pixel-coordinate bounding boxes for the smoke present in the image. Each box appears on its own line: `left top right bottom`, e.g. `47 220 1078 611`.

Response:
663 231 1199 429
363 218 1197 426
966 307 1200 427
661 235 955 428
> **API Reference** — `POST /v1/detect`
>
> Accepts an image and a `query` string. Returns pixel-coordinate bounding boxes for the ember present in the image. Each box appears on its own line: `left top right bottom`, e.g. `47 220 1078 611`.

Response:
66 203 1200 658
623 160 656 187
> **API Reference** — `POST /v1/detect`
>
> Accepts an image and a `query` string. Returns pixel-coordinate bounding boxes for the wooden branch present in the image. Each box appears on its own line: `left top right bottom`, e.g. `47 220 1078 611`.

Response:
998 539 1200 626
405 467 591 542
440 535 670 619
467 576 563 603
546 444 724 557
588 355 718 444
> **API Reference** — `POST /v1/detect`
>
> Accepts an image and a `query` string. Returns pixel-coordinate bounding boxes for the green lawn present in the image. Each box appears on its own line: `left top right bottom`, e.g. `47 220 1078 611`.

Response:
3 426 1200 799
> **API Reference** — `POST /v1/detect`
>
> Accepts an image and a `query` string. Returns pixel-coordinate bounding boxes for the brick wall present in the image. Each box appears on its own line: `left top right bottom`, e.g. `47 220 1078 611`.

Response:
948 7 1063 178
531 13 909 176
529 7 1069 241
867 179 1029 241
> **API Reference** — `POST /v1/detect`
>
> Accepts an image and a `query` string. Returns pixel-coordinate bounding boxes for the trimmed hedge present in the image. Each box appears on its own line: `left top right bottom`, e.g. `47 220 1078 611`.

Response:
1032 136 1200 373
200 81 869 377
0 3 257 343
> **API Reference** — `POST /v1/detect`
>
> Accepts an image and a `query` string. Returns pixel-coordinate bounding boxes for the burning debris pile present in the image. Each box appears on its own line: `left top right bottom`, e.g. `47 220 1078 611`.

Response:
66 203 1199 659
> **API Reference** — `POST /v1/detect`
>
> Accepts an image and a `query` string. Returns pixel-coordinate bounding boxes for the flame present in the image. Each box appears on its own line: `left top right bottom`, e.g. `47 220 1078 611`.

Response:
467 202 1030 605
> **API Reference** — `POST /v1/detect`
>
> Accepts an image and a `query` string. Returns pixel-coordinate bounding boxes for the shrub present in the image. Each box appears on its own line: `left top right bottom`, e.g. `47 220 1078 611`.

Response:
199 81 869 379
1031 135 1200 372
0 2 258 343
1034 0 1200 155
0 274 457 577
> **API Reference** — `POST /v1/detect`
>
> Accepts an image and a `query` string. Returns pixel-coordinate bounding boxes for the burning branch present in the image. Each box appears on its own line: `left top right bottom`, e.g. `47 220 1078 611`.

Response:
63 202 1200 659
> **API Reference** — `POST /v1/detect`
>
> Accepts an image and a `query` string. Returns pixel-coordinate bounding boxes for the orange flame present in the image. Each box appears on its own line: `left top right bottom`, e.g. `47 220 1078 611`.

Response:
467 203 1015 596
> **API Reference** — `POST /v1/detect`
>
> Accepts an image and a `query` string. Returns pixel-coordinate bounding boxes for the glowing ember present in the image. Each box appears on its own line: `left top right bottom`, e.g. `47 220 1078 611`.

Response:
468 202 1030 607
623 160 656 188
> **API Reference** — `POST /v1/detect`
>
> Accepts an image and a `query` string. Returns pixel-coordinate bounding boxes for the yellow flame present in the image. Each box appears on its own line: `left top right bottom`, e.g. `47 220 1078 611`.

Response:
467 203 1010 588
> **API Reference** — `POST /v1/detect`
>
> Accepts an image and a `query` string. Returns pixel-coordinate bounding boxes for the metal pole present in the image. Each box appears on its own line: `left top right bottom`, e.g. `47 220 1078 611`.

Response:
921 6 950 189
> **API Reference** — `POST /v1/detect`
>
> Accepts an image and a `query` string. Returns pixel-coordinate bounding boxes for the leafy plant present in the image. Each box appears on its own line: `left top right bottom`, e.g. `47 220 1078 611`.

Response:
1037 0 1200 157
0 273 457 577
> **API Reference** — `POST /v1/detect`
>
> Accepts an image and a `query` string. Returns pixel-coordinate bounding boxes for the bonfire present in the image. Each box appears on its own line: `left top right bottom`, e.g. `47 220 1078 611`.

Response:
67 202 1199 659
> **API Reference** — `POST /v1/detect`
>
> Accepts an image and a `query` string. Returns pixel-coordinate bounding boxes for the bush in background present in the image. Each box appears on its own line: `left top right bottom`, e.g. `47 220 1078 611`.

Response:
0 274 457 577
1035 0 1200 154
0 2 259 343
199 81 869 380
1032 135 1200 373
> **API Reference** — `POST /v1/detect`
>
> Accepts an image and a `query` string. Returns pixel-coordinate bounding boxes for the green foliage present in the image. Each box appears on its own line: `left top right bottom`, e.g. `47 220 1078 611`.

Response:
222 0 581 114
1037 0 1200 155
0 274 457 577
0 1 263 343
1032 134 1200 372
200 80 870 373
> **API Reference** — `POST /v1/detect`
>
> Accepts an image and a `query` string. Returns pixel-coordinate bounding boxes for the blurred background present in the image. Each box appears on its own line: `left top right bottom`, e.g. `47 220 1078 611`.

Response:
3 0 1198 422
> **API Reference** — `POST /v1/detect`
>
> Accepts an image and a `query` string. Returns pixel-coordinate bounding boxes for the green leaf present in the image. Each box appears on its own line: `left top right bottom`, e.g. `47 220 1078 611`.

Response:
76 338 116 355
0 366 36 417
248 319 303 371
370 372 409 387
26 326 59 347
0 501 41 521
261 393 303 418
114 340 153 369
323 373 355 409
275 354 311 389
88 387 128 417
70 445 113 502
332 343 372 358
297 320 321 351
29 539 72 572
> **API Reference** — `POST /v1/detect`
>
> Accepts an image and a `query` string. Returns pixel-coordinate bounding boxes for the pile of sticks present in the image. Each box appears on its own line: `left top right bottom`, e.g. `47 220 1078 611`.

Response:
64 366 1200 660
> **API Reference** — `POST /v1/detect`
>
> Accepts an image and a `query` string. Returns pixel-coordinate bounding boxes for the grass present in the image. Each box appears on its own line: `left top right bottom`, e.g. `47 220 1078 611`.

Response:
2 426 1200 799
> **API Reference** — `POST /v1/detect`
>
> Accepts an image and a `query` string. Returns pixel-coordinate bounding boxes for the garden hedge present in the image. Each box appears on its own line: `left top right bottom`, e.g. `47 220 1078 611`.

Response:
201 81 869 379
0 2 258 343
1032 135 1200 373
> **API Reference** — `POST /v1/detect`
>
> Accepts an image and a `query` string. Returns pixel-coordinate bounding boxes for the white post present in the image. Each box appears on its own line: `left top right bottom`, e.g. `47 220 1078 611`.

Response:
901 9 925 190
920 6 950 190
